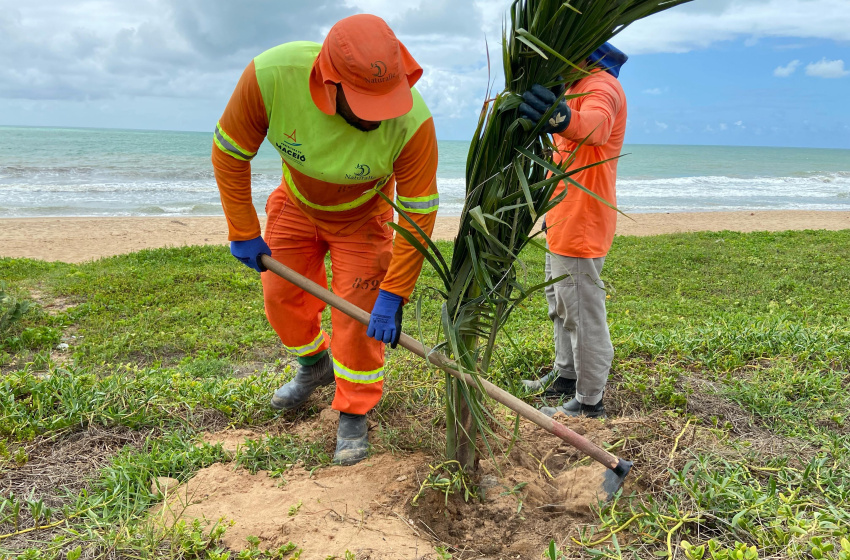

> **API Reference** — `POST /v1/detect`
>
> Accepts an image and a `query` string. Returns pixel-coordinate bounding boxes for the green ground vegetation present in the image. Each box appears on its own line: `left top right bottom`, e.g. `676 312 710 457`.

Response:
1 229 849 559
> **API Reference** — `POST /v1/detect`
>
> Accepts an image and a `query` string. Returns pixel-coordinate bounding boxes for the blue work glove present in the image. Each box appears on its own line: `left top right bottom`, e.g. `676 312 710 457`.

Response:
230 236 271 273
367 289 403 348
519 84 571 134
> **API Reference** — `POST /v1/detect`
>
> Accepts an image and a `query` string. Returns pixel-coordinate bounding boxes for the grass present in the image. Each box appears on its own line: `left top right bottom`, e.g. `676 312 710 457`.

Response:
0 228 849 558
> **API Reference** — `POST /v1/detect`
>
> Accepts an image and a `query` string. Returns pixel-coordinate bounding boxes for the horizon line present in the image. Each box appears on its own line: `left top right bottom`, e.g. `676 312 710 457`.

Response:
2 124 849 151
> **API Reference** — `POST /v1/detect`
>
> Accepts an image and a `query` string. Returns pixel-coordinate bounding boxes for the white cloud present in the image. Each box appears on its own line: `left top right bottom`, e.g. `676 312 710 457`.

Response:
344 0 420 11
655 121 668 130
413 64 487 120
805 58 850 79
719 123 728 131
774 60 801 77
4 0 850 136
616 0 850 54
0 0 354 103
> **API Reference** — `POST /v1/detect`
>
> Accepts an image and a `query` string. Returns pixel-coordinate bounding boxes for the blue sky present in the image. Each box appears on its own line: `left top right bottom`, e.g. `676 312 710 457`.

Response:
1 0 848 148
621 38 850 147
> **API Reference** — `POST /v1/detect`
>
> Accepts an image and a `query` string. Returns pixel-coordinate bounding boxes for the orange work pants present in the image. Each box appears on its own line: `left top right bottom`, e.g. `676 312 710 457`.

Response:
261 189 394 415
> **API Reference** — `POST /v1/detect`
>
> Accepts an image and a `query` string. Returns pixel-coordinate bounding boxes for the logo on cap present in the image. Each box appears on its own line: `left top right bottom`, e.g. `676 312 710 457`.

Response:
354 163 371 177
366 60 396 84
371 61 387 78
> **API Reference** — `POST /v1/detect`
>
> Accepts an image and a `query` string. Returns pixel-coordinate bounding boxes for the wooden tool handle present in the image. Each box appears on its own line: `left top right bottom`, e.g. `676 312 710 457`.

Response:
260 254 621 470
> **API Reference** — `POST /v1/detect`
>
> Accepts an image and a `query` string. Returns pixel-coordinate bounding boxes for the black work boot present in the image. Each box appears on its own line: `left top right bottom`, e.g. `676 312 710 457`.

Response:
521 372 577 399
540 397 606 419
543 376 577 399
270 352 334 410
333 412 369 466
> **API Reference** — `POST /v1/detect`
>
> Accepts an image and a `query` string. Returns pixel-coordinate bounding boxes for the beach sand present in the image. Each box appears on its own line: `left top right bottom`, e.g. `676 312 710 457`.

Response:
1 211 849 263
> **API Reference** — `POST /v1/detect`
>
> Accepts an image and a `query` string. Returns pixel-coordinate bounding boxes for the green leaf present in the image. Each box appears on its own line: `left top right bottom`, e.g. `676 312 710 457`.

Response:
516 28 589 74
513 163 537 221
515 34 549 60
468 206 491 236
562 2 581 15
375 189 451 278
386 222 452 292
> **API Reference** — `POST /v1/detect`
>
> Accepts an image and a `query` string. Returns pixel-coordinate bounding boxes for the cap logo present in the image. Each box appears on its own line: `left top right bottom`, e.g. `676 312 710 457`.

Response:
371 61 387 77
366 60 396 84
354 163 371 176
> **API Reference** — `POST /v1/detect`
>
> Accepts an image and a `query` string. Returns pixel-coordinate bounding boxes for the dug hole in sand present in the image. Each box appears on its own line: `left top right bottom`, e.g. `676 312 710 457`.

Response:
149 408 621 559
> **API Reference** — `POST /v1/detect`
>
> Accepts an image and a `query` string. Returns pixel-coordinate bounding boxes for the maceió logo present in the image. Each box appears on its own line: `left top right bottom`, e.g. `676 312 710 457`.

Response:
275 140 306 163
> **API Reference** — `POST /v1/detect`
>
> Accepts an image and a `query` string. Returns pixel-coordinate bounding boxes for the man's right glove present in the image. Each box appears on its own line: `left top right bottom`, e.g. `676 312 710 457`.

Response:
519 84 571 134
367 289 403 348
230 236 271 272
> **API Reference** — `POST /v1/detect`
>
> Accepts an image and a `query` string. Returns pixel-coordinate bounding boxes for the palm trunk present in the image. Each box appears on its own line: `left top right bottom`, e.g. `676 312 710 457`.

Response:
446 335 479 471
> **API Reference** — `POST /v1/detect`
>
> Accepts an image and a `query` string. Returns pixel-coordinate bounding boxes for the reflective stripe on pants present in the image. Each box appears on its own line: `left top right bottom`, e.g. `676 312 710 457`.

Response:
284 330 329 357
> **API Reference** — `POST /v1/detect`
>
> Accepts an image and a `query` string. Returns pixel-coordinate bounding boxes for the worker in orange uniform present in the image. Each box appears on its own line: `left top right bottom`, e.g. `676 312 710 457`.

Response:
212 14 439 465
519 43 628 419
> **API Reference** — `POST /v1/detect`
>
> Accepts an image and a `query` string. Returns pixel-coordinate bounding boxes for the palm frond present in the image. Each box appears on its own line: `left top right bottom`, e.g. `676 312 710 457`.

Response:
399 0 692 468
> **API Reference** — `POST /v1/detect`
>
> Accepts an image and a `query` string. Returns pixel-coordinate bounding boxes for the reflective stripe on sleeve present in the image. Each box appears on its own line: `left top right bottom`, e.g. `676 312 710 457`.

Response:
397 193 439 214
214 122 257 161
283 331 328 357
332 358 384 384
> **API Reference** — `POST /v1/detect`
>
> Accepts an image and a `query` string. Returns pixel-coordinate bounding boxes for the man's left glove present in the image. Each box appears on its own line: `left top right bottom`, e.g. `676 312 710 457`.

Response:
367 290 403 348
230 236 271 272
519 84 571 134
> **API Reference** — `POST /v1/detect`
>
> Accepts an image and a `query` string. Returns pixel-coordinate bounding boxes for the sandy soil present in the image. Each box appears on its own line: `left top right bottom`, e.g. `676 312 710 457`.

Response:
1 211 849 263
148 409 620 559
152 455 434 559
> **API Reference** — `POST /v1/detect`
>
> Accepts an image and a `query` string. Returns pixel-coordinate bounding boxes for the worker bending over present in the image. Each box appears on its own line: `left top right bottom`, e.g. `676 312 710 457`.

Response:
212 15 439 464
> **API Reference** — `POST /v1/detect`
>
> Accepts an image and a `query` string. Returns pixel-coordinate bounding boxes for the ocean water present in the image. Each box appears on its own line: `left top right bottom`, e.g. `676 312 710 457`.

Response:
1 126 849 218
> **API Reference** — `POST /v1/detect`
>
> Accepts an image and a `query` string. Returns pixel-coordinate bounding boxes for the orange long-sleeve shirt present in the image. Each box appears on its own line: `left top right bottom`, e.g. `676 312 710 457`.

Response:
212 48 439 299
546 70 627 258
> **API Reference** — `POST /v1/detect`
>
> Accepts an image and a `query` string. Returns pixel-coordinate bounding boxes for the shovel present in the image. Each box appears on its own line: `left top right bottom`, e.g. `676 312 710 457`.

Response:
260 254 633 498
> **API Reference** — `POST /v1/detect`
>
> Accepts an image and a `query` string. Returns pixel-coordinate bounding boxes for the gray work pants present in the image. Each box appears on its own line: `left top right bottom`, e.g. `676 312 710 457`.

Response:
544 252 614 405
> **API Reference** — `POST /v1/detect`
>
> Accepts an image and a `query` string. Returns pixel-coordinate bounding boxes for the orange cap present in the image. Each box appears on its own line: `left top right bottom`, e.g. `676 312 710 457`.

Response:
310 14 423 121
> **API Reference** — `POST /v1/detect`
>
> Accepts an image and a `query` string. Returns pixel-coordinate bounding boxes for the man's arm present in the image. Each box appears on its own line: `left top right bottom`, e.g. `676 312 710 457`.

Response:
556 78 623 147
379 118 440 300
212 60 270 241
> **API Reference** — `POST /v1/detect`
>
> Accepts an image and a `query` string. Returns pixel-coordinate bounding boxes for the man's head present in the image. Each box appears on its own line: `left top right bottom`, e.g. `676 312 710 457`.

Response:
310 14 422 125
